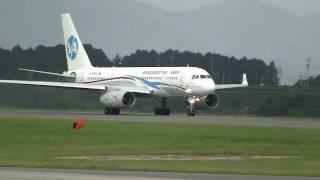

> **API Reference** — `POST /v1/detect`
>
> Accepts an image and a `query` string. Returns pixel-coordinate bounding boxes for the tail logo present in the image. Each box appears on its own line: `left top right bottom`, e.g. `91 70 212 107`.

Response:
67 36 78 60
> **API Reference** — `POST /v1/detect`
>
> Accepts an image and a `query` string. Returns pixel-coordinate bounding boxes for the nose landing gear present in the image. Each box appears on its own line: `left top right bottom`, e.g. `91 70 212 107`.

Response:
185 96 198 116
154 98 171 116
187 109 196 116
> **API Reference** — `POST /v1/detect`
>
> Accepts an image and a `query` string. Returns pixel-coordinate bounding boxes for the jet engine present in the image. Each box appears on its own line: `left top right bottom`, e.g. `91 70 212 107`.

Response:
100 91 136 108
196 94 219 109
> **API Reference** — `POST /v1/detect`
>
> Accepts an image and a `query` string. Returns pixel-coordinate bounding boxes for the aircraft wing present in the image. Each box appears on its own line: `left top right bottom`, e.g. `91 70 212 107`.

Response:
0 80 151 94
0 80 106 90
215 74 248 90
106 85 151 94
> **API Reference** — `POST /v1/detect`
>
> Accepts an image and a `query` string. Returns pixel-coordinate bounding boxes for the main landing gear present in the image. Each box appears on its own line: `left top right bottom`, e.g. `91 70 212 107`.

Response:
104 107 120 115
154 98 170 116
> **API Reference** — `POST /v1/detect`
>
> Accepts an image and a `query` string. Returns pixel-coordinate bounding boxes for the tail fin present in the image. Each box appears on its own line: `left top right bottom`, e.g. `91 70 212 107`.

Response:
61 13 92 70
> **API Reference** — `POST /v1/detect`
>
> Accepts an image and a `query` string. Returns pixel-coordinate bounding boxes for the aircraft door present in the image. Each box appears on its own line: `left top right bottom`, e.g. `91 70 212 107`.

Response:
179 72 184 87
78 72 85 82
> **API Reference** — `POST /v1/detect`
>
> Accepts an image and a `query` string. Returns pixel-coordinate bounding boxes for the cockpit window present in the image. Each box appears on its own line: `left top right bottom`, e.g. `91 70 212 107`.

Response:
193 75 207 80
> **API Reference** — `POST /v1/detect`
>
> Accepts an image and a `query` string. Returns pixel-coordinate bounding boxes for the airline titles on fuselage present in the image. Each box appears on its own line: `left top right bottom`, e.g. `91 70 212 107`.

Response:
142 71 180 75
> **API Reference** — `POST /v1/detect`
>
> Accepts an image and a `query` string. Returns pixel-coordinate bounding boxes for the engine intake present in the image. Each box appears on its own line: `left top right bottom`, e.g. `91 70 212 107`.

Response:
197 94 219 109
100 91 136 108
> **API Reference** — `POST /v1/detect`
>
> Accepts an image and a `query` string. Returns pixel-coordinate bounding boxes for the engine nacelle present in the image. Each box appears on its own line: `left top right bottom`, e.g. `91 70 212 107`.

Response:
100 91 136 108
196 94 219 109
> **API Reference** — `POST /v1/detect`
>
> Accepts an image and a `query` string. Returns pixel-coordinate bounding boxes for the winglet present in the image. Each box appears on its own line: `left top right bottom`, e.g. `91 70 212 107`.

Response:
242 74 248 86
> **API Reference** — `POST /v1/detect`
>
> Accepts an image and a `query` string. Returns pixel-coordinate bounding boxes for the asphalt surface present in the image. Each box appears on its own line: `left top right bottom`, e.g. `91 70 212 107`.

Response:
1 168 319 180
0 109 320 129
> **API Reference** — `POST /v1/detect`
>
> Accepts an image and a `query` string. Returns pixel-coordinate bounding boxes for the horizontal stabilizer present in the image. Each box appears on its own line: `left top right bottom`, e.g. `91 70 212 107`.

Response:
19 68 75 78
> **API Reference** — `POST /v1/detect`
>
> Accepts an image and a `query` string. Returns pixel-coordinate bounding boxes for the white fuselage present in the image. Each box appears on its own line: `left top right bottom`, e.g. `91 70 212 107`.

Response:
69 66 216 97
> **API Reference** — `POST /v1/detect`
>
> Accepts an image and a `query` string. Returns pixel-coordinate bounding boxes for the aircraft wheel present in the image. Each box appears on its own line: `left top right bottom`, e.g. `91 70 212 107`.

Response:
116 108 120 115
104 107 110 115
154 108 170 116
164 108 170 116
154 108 161 116
104 108 120 115
111 108 120 115
187 110 196 117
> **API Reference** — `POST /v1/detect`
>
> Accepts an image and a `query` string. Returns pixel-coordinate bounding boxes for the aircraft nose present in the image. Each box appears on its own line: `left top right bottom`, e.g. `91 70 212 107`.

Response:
203 80 215 93
209 80 216 92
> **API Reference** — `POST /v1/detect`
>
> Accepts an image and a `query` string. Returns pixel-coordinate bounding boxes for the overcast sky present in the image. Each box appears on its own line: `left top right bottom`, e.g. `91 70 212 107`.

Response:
136 0 219 12
136 0 320 16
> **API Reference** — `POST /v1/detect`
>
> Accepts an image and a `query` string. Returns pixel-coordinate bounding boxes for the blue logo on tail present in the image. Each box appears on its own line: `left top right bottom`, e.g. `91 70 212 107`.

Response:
67 36 78 60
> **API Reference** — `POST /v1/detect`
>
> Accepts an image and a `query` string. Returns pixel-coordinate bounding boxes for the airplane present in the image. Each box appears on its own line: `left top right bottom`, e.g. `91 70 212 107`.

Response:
0 13 248 116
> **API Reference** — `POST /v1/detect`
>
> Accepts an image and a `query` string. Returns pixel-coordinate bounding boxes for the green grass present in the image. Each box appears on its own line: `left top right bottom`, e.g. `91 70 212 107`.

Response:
0 117 320 176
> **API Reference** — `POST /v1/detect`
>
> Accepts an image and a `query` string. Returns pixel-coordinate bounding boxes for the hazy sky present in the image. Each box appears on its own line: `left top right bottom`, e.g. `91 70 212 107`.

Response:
136 0 220 12
137 0 320 16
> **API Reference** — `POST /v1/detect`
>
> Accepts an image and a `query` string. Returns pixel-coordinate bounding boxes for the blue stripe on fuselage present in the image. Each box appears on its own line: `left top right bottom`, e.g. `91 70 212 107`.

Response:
132 76 161 89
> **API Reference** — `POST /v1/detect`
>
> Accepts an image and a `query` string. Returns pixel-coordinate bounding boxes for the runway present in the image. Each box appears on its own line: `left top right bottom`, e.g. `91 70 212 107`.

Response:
0 109 320 129
1 167 318 180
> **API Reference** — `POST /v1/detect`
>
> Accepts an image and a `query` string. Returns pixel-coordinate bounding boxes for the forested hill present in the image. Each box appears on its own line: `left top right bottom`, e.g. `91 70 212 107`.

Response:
0 45 278 86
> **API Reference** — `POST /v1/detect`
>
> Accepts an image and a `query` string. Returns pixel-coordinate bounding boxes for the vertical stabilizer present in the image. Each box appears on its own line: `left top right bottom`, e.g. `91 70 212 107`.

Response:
61 13 92 70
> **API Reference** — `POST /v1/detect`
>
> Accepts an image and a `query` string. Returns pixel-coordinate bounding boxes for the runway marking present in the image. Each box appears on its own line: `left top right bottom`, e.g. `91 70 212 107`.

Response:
55 155 298 161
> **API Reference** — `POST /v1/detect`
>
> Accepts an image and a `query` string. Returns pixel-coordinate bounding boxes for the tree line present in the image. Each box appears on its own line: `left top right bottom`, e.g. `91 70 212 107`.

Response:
295 76 320 87
0 44 279 86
